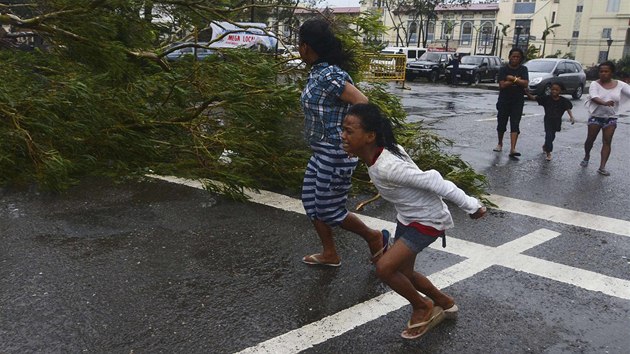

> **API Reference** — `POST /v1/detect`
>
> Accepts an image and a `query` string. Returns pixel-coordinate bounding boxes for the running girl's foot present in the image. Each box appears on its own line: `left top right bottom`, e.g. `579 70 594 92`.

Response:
401 305 442 339
302 254 341 267
546 152 552 161
580 159 589 167
493 145 502 152
432 293 456 313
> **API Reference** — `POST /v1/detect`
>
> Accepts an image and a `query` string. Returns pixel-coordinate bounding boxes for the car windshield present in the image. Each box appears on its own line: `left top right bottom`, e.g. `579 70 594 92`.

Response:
461 56 483 65
525 60 556 73
419 52 441 62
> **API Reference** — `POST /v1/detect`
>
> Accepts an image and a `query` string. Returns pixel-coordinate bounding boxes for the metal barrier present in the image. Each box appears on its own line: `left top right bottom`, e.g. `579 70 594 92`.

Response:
363 54 406 81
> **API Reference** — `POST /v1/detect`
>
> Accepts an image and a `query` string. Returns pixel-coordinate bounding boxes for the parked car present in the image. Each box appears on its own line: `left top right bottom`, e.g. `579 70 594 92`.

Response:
445 55 502 85
524 58 586 99
405 51 455 82
165 42 216 61
380 46 427 62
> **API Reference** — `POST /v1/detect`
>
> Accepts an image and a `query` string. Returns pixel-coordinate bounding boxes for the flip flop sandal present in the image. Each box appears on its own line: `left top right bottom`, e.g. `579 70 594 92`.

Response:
370 230 391 264
597 168 610 176
400 306 445 340
443 304 459 320
493 146 502 152
302 254 341 267
509 152 521 158
580 159 589 167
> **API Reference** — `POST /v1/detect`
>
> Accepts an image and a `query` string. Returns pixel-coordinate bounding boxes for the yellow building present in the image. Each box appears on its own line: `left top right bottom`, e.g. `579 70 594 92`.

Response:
364 0 629 66
496 0 628 66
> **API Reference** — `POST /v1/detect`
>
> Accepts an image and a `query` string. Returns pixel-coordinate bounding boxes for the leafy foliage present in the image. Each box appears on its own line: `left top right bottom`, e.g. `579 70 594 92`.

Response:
0 0 489 202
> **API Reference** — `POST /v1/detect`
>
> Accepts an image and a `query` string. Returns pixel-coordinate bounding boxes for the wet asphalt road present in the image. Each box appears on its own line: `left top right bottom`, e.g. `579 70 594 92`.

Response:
1 81 629 353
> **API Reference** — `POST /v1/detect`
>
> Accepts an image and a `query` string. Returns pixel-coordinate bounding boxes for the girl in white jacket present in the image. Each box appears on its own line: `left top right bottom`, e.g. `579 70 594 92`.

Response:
341 103 486 340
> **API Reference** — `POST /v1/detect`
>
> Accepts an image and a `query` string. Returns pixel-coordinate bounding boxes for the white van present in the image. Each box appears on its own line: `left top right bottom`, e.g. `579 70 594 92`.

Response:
380 46 427 61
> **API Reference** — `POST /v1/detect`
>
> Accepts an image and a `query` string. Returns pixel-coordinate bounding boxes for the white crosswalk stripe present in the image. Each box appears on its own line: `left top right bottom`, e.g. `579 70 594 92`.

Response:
148 175 630 353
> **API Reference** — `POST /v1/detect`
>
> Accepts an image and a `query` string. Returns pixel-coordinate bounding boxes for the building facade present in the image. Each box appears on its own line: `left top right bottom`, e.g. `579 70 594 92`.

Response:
363 0 629 65
496 0 629 66
435 3 499 55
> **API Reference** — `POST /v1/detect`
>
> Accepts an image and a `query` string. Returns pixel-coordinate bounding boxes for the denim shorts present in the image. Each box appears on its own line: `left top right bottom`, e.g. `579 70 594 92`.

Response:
394 221 441 254
588 117 617 128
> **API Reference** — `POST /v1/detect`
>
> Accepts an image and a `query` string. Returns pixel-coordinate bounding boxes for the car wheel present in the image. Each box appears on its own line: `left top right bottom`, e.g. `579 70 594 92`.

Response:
572 85 584 99
544 83 552 96
429 71 439 83
471 73 481 85
406 74 416 81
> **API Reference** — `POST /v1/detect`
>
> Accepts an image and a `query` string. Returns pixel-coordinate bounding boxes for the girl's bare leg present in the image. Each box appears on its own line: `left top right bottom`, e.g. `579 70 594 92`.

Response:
375 242 434 336
599 125 616 170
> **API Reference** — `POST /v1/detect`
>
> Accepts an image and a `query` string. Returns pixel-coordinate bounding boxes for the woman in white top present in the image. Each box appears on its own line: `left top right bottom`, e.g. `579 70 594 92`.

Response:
341 103 486 340
581 61 630 176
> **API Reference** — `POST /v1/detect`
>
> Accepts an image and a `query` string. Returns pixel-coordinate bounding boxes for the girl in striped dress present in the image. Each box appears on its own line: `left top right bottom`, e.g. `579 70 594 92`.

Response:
298 19 388 267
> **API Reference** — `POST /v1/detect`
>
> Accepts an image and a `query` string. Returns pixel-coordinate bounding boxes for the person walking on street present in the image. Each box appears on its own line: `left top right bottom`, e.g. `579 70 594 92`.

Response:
581 61 630 176
495 48 529 158
341 103 487 339
298 19 388 267
449 54 460 86
526 82 575 161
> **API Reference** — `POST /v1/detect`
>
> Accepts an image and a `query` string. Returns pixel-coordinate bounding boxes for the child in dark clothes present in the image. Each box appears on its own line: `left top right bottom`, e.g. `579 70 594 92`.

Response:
526 82 575 161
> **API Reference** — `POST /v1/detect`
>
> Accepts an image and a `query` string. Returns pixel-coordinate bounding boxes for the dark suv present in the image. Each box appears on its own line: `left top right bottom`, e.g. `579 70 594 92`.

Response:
405 52 455 82
445 55 502 85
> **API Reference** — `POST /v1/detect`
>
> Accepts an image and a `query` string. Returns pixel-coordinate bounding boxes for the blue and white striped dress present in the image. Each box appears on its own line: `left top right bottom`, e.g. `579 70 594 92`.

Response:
300 62 355 225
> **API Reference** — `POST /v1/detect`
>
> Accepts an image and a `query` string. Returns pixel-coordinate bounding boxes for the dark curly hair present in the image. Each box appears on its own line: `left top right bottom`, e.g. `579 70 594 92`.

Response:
298 19 355 72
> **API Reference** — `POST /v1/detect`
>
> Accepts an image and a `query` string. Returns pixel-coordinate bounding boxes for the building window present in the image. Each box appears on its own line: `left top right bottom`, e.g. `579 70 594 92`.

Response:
460 22 473 45
408 21 418 43
426 21 435 42
514 2 535 13
572 31 579 38
607 0 620 12
602 28 612 38
576 5 583 12
478 22 494 54
551 11 556 23
598 51 608 63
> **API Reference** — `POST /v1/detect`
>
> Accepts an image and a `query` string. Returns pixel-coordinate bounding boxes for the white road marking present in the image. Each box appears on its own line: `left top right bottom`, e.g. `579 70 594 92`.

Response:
237 229 630 353
148 176 630 353
487 194 630 238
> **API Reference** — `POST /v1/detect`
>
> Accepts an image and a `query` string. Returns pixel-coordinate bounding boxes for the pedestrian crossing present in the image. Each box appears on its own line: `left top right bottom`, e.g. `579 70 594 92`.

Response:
150 175 630 353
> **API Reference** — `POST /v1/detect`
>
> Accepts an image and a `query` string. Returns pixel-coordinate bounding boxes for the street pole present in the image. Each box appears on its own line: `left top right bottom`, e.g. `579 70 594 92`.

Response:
445 34 450 52
606 38 613 61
